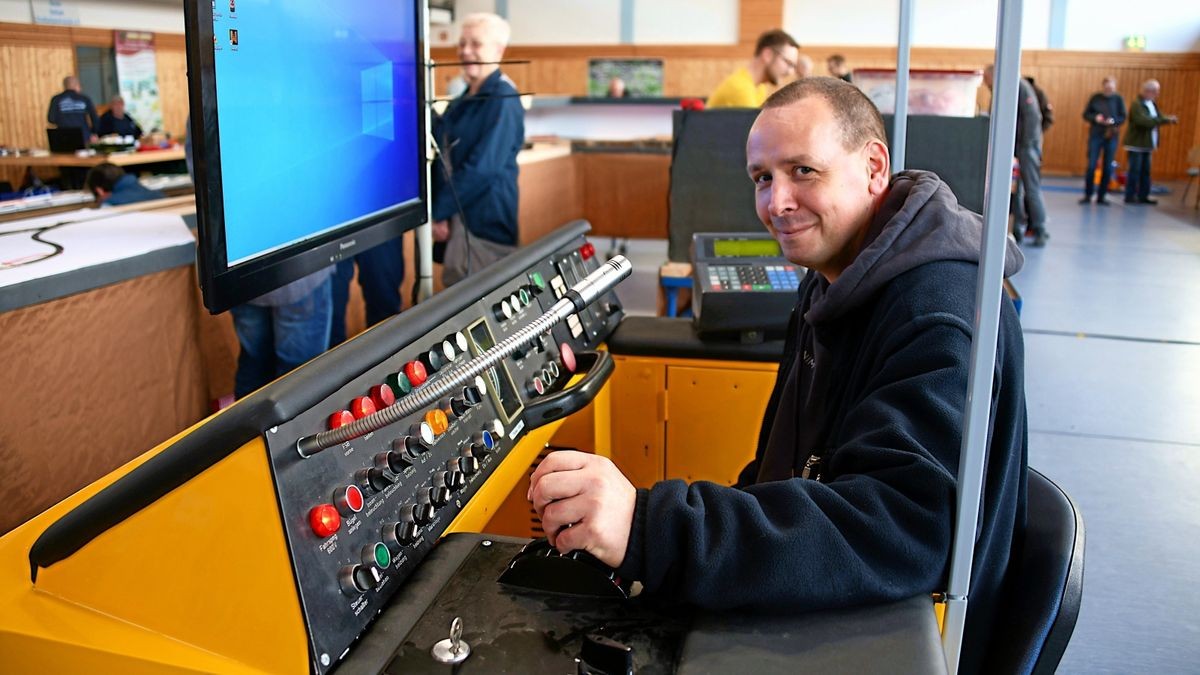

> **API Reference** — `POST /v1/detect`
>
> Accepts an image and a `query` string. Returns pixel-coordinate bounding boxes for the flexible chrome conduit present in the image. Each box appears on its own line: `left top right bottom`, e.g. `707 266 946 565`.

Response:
296 255 632 458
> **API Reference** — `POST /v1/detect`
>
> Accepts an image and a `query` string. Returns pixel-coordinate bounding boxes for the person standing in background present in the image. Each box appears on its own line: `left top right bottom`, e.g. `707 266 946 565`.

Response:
826 54 853 82
186 117 334 398
431 12 525 287
1080 76 1125 206
984 64 1048 247
47 75 99 143
1122 79 1178 206
707 29 801 108
96 95 144 139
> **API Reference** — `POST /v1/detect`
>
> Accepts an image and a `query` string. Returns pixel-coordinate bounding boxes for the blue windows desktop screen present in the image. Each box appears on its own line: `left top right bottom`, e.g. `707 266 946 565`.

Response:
211 1 421 265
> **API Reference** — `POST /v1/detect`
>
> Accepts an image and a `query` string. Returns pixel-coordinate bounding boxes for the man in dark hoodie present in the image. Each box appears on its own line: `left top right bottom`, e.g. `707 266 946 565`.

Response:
527 77 1028 673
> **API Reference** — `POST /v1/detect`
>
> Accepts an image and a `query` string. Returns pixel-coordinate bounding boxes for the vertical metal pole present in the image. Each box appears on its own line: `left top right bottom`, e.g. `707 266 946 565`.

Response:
941 0 1023 672
893 0 913 172
417 3 435 303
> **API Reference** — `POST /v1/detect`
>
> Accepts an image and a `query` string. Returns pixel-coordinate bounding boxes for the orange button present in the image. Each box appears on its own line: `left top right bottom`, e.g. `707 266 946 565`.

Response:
424 408 449 436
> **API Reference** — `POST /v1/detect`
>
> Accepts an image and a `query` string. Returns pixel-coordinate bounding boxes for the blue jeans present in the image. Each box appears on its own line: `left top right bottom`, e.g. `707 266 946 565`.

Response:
1125 151 1152 202
330 237 406 346
1084 134 1118 199
231 276 332 399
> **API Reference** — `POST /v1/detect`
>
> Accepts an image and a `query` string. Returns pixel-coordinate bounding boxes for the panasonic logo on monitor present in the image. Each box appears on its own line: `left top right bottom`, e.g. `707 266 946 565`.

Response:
340 240 357 251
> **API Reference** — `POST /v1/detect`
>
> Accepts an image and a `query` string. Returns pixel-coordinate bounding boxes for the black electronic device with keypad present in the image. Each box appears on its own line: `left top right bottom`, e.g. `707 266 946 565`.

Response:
691 232 804 339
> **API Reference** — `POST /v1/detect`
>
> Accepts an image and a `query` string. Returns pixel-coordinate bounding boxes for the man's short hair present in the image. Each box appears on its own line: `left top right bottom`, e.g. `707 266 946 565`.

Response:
762 77 888 152
754 29 799 56
828 54 847 67
85 162 124 197
63 75 76 89
110 95 125 105
461 12 511 46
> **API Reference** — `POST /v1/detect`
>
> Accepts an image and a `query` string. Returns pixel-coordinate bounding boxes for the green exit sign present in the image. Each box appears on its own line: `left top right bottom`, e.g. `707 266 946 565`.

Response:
1124 35 1147 51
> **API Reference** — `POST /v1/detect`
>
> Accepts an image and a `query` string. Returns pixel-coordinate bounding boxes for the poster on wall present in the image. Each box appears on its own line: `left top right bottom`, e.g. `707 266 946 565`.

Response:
114 31 163 135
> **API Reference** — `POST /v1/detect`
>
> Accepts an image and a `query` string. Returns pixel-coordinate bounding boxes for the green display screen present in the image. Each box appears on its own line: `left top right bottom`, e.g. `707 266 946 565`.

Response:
712 238 782 258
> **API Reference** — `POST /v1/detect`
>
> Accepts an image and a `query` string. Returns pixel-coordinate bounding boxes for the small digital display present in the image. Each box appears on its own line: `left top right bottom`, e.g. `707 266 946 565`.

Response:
467 319 523 423
712 238 782 258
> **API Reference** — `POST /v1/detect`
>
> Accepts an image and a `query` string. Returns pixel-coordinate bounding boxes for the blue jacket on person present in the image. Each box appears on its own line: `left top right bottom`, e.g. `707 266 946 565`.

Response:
431 69 525 246
103 174 165 206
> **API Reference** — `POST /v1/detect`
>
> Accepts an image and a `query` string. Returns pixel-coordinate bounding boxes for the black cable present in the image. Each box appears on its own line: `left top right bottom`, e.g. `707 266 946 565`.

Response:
0 221 72 269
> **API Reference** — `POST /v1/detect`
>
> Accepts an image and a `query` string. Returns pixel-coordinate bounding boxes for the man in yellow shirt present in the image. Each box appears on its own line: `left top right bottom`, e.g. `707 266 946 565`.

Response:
707 29 801 108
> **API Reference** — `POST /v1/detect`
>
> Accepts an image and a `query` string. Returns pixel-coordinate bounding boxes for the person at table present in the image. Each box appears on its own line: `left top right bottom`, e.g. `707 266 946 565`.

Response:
707 29 801 108
430 12 525 287
527 77 1028 674
84 163 164 206
96 96 144 139
47 75 99 144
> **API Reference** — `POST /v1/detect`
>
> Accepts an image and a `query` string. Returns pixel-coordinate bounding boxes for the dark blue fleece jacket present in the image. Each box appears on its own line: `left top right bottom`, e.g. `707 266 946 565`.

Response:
617 171 1028 674
431 69 524 246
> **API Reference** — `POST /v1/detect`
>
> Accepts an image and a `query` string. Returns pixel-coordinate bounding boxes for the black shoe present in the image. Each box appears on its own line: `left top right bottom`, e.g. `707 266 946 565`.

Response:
1097 198 1110 206
1031 234 1048 247
1139 198 1158 205
1078 196 1091 204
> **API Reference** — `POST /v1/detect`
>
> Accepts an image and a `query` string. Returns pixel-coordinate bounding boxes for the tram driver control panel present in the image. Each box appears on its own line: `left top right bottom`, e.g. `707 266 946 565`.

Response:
263 235 622 674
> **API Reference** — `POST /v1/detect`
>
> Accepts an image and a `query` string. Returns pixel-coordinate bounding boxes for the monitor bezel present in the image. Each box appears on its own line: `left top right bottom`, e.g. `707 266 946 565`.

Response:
184 0 428 313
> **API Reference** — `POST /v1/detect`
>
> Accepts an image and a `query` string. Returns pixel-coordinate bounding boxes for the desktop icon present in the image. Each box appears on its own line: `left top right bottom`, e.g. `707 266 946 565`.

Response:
230 29 238 46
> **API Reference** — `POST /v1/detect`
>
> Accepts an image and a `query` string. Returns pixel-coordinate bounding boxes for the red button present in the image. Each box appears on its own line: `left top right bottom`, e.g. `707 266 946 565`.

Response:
308 504 341 538
559 342 577 374
336 485 364 514
404 361 428 387
350 396 376 419
370 384 395 409
580 242 596 260
328 410 354 430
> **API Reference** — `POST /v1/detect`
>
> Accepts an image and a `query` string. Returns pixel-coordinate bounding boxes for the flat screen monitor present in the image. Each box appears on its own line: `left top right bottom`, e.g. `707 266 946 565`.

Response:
185 0 426 312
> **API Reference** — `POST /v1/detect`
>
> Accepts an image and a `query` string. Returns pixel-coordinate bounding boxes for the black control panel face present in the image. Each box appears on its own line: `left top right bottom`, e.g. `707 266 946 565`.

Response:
263 235 622 674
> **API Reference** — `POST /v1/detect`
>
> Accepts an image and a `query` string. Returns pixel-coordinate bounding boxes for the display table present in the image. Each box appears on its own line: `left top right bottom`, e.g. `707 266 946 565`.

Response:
0 197 238 535
0 146 187 170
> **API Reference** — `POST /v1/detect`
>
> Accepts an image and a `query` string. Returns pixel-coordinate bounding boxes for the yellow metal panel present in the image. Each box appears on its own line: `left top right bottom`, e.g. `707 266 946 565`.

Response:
34 438 307 673
445 421 562 535
0 410 307 674
608 356 667 489
665 365 777 485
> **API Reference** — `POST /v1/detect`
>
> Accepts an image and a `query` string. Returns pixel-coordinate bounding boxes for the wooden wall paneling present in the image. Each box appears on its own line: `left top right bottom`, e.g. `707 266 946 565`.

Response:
580 152 670 239
0 40 75 188
517 153 584 244
155 47 189 139
739 0 785 46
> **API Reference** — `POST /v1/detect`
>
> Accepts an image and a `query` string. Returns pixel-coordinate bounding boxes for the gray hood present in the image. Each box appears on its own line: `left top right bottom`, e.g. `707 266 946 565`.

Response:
806 170 1023 325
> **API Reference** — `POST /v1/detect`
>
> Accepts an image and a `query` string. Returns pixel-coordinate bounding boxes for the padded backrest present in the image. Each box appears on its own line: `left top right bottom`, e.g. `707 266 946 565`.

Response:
988 468 1085 674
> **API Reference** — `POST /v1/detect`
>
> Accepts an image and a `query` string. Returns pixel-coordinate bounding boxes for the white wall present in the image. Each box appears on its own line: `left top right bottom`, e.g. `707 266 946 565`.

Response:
0 0 184 31
0 0 31 23
634 0 737 45
784 0 1050 50
507 0 621 45
1062 0 1200 52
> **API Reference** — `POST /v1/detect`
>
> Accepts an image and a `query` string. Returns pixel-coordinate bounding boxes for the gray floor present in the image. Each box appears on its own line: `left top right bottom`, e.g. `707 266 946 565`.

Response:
1021 178 1200 673
592 177 1200 672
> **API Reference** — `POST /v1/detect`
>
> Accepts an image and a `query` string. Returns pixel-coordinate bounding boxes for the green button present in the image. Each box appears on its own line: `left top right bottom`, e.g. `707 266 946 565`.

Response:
373 542 391 568
530 271 546 291
518 288 530 306
386 371 412 397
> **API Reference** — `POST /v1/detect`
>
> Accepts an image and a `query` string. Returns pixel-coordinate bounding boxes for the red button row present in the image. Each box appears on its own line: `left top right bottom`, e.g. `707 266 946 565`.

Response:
327 360 430 431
